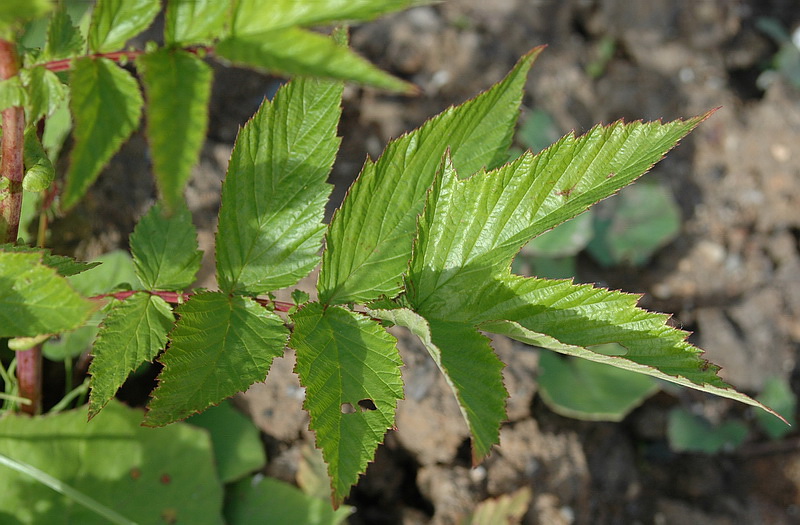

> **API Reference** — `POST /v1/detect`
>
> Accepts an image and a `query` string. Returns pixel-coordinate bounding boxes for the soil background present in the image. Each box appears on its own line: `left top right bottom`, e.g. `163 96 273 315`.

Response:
55 1 800 524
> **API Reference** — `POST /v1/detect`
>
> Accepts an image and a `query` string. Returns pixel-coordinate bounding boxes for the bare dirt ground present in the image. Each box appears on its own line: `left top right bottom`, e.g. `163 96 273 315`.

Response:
56 1 800 523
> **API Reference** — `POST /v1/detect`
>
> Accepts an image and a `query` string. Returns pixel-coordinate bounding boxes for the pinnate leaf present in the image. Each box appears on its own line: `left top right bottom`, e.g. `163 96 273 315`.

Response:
88 0 160 53
319 48 542 305
0 251 95 337
145 292 288 426
290 303 403 506
165 0 229 46
367 306 506 463
138 48 212 211
88 293 173 418
216 27 414 93
216 75 342 294
130 203 201 290
63 57 143 210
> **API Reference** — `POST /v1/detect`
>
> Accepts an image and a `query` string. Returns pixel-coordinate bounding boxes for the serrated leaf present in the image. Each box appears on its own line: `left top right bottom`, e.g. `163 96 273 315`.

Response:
231 0 421 34
186 400 266 483
88 293 173 418
0 243 99 277
367 306 505 464
165 0 230 45
44 7 85 60
138 48 212 210
87 0 160 53
23 66 68 123
0 251 95 337
216 75 342 294
319 49 542 305
537 350 659 422
63 57 143 210
216 27 413 93
290 302 403 506
130 202 202 290
0 400 223 525
145 292 288 426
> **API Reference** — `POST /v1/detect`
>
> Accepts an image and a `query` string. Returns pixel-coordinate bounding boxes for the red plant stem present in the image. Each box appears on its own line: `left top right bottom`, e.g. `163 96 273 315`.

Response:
0 40 40 414
43 46 212 73
94 290 294 313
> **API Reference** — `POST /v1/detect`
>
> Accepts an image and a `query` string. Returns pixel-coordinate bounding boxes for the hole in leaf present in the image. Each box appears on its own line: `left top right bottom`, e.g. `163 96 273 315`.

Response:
358 398 377 411
341 402 355 414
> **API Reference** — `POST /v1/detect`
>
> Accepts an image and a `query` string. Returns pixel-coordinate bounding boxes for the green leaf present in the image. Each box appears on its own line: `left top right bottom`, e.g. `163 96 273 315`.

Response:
319 48 542 305
367 305 505 463
22 66 67 123
755 377 796 439
0 243 99 277
87 0 160 53
216 27 414 93
145 292 289 426
225 476 351 525
231 0 420 33
216 75 342 294
67 250 138 296
165 0 229 45
138 48 213 210
537 350 659 421
667 408 748 454
63 57 143 210
44 6 85 60
0 75 26 112
186 400 266 483
0 400 224 525
22 126 54 192
290 302 403 505
42 323 97 361
129 202 202 290
0 251 95 338
0 0 51 38
88 293 173 418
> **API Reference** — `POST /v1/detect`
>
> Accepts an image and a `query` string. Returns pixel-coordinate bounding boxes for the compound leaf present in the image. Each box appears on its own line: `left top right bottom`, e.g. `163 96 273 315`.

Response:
88 0 160 53
290 302 403 506
63 57 143 210
145 292 288 426
216 27 413 93
130 203 202 290
367 306 505 463
138 48 213 211
88 292 173 418
216 75 342 294
319 48 542 305
0 251 95 338
165 0 229 46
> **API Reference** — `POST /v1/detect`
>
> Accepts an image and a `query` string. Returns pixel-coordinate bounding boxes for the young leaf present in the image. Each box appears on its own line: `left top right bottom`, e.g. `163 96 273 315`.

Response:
62 57 143 210
44 7 85 60
87 0 160 53
0 251 95 338
22 127 54 192
88 293 173 418
319 48 542 305
164 0 229 46
138 48 213 211
216 75 342 294
290 303 403 506
144 292 289 426
231 0 421 33
130 203 202 291
367 305 505 463
0 244 100 277
215 27 414 93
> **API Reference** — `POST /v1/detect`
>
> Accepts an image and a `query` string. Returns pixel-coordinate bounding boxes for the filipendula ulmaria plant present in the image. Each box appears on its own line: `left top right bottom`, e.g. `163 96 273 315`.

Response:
0 0 782 509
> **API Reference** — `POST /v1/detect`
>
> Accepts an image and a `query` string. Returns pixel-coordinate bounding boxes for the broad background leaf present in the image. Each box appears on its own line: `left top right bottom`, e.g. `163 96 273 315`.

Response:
216 75 342 294
290 303 403 506
138 49 213 211
165 0 229 45
0 0 51 38
130 202 202 290
63 57 143 210
145 292 288 426
0 251 94 337
88 293 173 418
88 0 160 53
0 400 223 524
319 48 542 305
